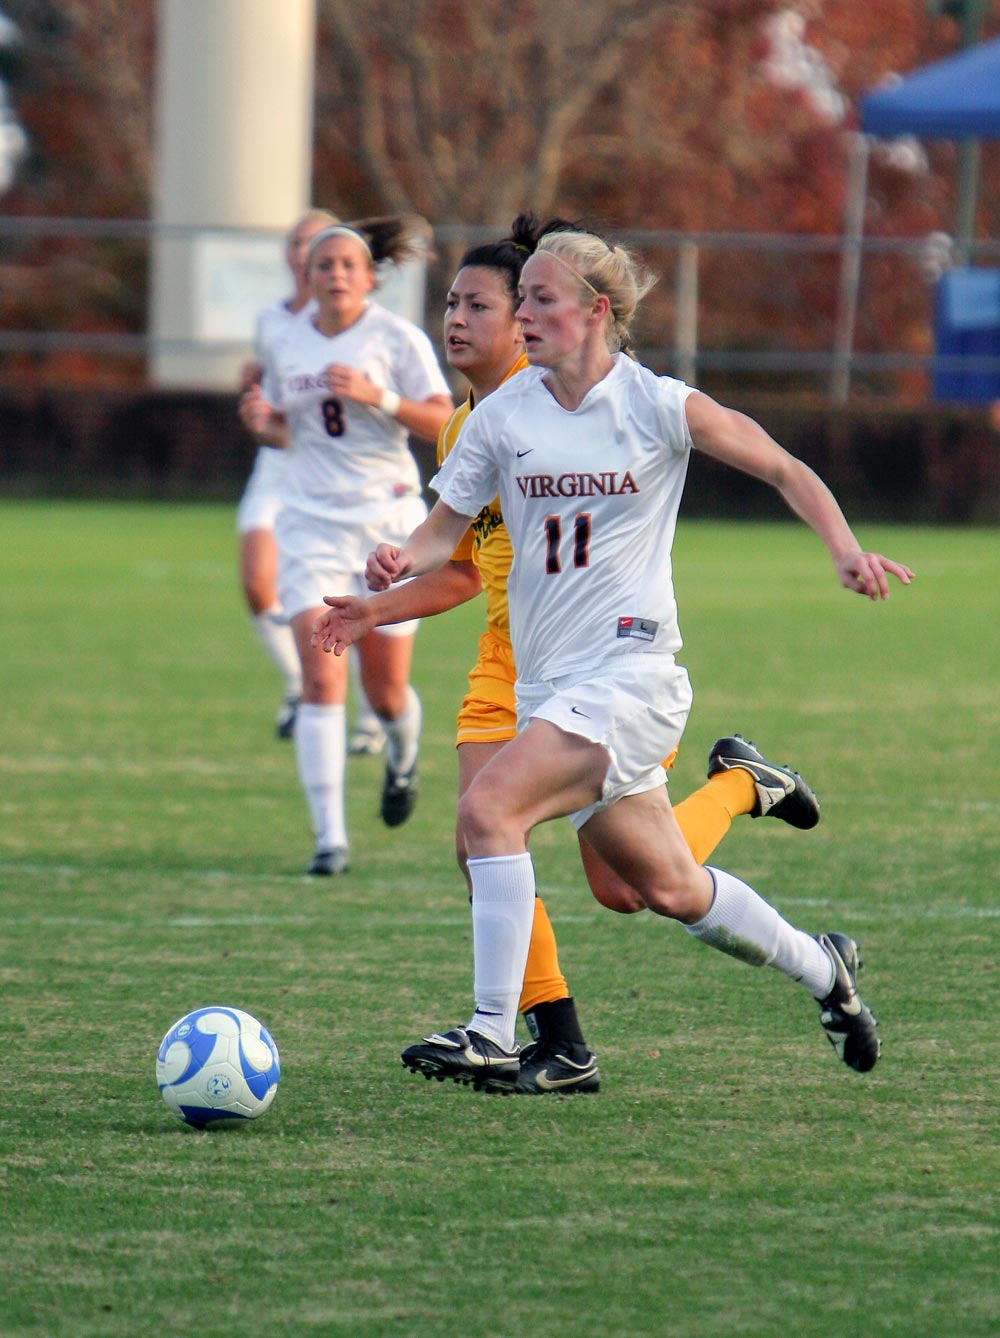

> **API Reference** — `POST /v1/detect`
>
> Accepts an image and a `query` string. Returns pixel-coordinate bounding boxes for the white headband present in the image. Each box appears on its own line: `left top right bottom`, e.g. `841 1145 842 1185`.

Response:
306 225 372 265
537 244 602 300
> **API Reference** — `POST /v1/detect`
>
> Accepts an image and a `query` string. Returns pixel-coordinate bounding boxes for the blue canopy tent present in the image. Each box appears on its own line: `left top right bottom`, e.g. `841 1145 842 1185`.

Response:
831 36 1000 401
859 35 1000 138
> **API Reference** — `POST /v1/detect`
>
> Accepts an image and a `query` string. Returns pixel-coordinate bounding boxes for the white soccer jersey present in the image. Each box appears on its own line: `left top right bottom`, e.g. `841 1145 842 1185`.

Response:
255 297 315 367
431 355 696 686
264 302 449 530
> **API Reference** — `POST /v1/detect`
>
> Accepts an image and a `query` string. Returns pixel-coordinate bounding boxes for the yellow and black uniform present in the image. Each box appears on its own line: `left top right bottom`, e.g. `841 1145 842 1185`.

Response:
436 355 570 1010
437 356 522 747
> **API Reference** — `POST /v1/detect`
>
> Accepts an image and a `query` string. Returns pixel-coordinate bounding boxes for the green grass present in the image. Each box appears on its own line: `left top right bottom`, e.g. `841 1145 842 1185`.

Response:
1 501 997 1337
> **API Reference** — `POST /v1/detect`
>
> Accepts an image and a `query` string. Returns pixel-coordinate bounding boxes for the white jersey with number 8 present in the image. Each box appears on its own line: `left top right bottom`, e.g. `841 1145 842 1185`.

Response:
264 301 449 530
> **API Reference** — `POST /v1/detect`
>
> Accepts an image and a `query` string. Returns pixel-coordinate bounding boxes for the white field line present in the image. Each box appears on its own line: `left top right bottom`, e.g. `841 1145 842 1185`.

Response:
0 861 997 924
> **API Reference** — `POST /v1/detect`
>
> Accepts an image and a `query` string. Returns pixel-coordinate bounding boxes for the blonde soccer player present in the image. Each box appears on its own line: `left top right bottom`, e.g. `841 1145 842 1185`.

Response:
313 216 829 1093
362 219 912 1085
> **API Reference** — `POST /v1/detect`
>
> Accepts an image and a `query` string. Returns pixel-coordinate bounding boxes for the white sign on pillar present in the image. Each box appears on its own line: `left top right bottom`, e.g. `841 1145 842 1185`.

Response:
149 0 316 387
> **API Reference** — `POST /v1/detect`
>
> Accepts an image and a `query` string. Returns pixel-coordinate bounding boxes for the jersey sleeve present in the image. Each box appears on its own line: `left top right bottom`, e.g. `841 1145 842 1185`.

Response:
657 375 696 452
391 324 451 402
435 402 476 561
429 405 499 520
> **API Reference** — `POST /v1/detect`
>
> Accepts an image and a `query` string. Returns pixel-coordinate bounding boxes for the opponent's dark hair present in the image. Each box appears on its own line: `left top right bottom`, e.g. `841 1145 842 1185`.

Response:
457 211 582 306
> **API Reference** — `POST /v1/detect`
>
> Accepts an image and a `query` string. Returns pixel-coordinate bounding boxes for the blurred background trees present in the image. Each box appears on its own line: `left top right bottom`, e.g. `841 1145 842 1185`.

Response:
1 0 998 393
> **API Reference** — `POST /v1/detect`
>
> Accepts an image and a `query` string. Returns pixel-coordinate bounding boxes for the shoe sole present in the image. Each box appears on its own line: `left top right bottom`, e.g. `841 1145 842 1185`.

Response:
401 1056 519 1089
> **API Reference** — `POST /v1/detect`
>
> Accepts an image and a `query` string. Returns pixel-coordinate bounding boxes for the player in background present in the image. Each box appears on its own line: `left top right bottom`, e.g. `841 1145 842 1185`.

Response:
361 220 913 1086
237 209 386 753
312 216 824 1094
241 217 452 875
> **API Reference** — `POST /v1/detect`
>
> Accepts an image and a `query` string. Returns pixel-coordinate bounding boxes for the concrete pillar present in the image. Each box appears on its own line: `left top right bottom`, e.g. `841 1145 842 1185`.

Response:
150 0 315 386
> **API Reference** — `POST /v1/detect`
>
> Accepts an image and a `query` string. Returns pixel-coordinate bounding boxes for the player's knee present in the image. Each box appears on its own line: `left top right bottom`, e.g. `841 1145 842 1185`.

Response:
588 878 645 914
591 883 645 915
457 785 515 849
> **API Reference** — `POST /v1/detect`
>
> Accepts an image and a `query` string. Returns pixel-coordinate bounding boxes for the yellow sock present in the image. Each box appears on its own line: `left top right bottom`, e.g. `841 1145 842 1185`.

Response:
674 770 756 865
518 896 568 1013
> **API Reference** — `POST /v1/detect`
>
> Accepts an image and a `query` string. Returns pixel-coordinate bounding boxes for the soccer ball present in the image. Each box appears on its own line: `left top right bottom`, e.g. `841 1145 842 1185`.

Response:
156 1006 280 1127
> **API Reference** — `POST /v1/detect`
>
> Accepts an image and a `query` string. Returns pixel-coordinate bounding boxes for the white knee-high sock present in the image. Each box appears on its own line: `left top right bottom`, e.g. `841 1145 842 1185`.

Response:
294 703 347 850
252 605 302 699
467 852 536 1050
686 867 835 999
378 685 421 774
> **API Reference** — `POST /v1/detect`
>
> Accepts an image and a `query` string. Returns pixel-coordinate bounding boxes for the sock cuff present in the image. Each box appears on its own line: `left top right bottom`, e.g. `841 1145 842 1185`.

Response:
297 701 345 720
686 866 728 933
468 852 532 869
468 852 534 902
376 684 421 726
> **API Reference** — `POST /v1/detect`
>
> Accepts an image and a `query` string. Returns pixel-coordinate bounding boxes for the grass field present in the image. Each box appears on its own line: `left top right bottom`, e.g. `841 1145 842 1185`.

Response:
1 500 997 1337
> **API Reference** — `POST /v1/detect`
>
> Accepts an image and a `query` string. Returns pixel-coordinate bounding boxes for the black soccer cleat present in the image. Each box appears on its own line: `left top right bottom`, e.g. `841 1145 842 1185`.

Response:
707 734 820 830
381 762 419 827
817 932 881 1073
275 695 300 741
400 1027 520 1089
308 847 349 877
512 1041 600 1095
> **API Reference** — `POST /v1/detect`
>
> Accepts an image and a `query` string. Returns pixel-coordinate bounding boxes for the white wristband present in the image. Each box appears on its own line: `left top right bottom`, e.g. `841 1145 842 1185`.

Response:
379 388 401 418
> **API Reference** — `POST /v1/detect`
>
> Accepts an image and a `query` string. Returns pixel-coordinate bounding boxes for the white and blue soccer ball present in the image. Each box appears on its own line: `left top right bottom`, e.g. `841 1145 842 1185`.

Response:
156 1006 280 1127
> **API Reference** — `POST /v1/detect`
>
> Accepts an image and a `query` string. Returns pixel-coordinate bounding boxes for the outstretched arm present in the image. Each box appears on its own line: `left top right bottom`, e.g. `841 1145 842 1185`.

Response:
685 392 914 599
365 500 477 592
311 559 482 655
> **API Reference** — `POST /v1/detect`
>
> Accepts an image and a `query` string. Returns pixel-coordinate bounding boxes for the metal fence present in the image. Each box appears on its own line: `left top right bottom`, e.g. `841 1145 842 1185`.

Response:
3 215 1000 401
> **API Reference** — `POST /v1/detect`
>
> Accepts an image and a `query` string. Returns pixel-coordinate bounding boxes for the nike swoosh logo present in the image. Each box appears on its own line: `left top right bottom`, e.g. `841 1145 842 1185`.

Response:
516 449 533 458
534 1066 595 1091
570 706 591 718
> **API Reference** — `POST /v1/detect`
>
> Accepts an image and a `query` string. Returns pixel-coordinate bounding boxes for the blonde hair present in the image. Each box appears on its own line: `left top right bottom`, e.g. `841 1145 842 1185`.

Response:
293 208 340 233
536 229 657 353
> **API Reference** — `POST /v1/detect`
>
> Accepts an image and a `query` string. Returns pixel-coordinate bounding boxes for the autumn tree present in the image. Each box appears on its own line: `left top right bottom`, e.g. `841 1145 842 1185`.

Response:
0 0 153 381
1 0 999 394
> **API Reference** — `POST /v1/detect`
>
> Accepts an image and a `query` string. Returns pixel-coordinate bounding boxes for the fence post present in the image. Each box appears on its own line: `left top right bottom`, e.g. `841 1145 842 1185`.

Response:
675 240 699 385
830 132 870 404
